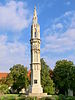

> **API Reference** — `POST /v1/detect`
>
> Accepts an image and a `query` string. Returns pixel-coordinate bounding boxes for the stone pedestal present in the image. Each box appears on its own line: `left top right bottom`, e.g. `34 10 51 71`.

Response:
29 85 43 93
29 93 47 97
29 85 47 96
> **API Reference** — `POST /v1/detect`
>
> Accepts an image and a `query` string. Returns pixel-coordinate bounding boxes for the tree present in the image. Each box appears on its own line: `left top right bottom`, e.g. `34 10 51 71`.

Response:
41 58 55 94
53 60 75 95
49 69 54 79
71 67 75 96
6 64 29 93
0 84 9 94
0 78 7 85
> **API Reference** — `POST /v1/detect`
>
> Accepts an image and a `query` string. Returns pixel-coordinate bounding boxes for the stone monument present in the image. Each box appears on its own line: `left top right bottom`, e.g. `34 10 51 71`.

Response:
29 7 47 96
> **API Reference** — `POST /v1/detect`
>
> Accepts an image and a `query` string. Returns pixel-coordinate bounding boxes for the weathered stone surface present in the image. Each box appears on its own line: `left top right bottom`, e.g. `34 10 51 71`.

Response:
29 7 47 96
29 93 47 97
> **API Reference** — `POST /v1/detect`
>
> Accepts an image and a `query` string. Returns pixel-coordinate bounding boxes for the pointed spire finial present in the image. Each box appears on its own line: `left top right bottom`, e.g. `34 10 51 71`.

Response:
33 6 37 24
34 6 36 10
34 6 37 16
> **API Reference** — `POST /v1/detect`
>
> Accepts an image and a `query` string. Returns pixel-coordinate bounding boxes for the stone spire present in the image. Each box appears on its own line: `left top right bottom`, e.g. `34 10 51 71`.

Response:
33 6 37 24
29 6 47 96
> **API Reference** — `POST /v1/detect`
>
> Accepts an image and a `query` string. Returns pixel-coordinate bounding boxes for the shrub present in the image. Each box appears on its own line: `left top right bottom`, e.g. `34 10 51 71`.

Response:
0 95 37 100
40 97 55 100
0 84 10 94
66 96 75 100
58 94 65 100
40 97 50 100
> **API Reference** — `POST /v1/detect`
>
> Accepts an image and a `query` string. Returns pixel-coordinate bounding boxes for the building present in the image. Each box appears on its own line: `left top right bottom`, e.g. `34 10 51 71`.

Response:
0 72 8 79
29 7 47 96
27 70 31 80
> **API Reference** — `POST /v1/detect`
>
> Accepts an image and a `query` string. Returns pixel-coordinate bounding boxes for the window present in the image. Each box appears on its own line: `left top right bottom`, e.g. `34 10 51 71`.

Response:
35 32 36 37
34 80 37 84
35 28 37 37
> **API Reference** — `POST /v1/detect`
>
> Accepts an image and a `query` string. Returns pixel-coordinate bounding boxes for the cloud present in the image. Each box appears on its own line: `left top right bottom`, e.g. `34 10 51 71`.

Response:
41 56 57 69
0 0 32 72
42 55 75 70
0 35 7 43
42 11 75 53
41 10 75 68
0 0 32 32
53 23 63 29
66 1 71 5
0 34 30 72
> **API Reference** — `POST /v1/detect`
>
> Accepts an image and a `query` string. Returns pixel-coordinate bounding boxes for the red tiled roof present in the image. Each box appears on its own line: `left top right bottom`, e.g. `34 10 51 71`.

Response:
0 73 8 79
0 70 31 80
27 70 31 80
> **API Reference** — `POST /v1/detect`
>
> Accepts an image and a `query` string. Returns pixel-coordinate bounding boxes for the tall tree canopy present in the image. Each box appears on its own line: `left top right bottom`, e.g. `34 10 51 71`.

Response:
6 64 29 93
53 60 75 95
41 58 55 94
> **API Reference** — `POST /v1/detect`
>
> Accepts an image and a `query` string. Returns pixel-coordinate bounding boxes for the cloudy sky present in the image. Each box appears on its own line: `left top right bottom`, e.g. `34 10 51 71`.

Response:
0 0 75 72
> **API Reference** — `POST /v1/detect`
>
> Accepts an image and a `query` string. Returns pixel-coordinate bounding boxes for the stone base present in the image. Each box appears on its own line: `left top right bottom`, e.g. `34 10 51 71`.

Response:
29 85 43 93
29 93 47 97
28 85 47 96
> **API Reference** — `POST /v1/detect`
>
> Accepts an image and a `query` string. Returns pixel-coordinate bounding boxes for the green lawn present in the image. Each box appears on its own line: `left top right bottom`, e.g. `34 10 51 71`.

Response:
0 94 18 100
0 94 36 100
0 94 75 100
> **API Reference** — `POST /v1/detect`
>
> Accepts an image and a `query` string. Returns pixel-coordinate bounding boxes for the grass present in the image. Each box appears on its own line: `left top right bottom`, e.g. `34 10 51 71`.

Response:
0 94 75 100
0 94 18 100
0 94 37 100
